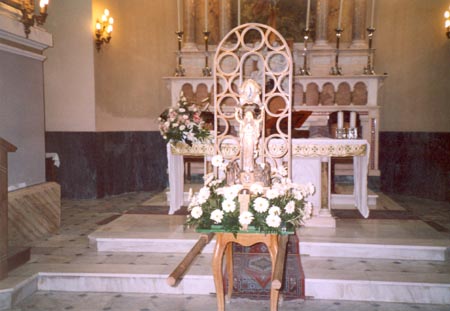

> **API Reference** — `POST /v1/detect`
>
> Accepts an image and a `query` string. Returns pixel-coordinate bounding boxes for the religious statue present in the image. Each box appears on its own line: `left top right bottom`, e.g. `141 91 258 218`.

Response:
235 108 262 173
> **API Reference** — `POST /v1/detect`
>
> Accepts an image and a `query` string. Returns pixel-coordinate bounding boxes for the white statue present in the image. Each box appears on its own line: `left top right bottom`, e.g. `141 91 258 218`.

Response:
235 108 262 173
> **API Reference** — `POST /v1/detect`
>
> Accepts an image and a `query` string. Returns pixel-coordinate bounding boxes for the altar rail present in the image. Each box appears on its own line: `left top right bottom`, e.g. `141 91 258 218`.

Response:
164 75 385 175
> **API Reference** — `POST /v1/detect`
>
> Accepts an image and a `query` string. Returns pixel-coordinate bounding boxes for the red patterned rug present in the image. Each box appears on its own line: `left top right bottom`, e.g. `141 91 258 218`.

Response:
224 234 304 300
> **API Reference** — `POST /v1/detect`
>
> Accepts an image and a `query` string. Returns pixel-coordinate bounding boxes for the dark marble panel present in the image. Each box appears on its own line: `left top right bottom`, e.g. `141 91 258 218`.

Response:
45 132 168 199
379 132 450 202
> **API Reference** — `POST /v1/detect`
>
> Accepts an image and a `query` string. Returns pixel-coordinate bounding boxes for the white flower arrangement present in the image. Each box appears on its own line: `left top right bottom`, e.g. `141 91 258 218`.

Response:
186 155 314 235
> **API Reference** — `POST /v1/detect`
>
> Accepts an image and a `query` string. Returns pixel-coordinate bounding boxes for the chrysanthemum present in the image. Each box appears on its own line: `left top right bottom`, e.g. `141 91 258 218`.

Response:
190 206 203 219
239 211 254 226
284 201 296 214
266 214 282 228
222 199 236 213
197 187 211 204
210 209 224 224
253 197 269 213
268 205 281 216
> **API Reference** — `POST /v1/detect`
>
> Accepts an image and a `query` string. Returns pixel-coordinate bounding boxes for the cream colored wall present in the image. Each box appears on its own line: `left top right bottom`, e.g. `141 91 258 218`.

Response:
375 0 450 132
93 0 176 131
44 0 96 131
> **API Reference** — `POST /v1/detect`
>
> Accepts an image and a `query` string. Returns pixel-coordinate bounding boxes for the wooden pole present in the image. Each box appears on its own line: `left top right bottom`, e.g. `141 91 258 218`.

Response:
167 233 214 286
271 234 289 290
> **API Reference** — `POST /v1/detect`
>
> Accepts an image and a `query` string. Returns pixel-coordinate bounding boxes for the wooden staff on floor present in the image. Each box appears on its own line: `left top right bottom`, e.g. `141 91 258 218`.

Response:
167 233 215 286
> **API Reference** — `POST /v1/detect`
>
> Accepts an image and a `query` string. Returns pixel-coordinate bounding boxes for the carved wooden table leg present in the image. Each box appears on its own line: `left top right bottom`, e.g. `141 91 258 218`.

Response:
212 233 227 311
225 243 233 303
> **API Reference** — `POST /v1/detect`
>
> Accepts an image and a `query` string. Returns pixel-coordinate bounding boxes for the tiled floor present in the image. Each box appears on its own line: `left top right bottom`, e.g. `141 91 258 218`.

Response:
3 187 450 311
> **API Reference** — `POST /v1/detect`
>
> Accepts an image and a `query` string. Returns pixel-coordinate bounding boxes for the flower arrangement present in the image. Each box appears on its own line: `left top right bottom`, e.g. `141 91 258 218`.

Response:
158 93 211 146
186 156 314 235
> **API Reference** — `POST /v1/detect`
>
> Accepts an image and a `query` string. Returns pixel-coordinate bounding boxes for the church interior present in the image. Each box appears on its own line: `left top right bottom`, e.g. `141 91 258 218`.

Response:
0 0 449 310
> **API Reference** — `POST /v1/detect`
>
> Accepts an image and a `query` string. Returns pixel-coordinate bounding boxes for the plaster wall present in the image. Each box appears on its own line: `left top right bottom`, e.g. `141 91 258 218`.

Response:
375 0 450 132
0 50 45 188
43 0 96 131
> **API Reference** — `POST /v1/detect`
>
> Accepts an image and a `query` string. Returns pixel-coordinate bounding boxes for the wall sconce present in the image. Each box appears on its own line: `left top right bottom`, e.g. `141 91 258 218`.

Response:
20 0 49 38
95 9 114 51
445 7 450 39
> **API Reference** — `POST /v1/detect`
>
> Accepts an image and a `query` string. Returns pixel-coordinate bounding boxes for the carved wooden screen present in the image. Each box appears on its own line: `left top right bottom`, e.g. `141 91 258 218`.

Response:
213 23 293 179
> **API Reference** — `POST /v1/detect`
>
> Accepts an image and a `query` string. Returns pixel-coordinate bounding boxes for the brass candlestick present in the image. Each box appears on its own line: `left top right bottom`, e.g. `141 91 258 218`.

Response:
330 28 343 75
299 28 311 76
175 31 185 77
363 27 376 75
202 31 212 76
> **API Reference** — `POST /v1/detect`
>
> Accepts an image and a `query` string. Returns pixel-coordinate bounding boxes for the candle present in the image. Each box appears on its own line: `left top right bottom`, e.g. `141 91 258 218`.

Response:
337 0 344 29
350 112 356 128
370 0 376 28
305 0 311 29
337 111 344 129
204 0 208 31
238 0 241 26
177 0 182 31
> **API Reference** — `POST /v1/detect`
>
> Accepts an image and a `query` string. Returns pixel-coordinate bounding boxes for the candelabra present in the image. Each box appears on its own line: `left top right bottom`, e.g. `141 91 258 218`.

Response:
20 0 49 38
202 31 212 76
174 31 185 77
330 28 343 75
363 27 376 75
299 28 311 76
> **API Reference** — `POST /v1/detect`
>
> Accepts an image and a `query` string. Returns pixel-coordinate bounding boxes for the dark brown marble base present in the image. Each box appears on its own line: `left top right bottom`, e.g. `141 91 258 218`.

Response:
379 131 450 202
45 132 168 199
7 247 30 272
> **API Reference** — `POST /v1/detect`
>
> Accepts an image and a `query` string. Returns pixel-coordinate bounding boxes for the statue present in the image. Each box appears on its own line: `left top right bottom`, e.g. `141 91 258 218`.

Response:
235 108 262 173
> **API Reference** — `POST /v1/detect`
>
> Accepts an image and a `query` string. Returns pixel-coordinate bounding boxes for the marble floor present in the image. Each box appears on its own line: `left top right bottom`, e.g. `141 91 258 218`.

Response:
1 186 450 311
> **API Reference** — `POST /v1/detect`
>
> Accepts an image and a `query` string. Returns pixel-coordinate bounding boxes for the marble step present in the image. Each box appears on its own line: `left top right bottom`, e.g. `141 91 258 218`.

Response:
90 235 448 261
4 255 450 305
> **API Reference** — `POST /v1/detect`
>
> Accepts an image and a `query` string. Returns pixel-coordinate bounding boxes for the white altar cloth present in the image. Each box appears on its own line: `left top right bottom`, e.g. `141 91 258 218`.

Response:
167 138 370 218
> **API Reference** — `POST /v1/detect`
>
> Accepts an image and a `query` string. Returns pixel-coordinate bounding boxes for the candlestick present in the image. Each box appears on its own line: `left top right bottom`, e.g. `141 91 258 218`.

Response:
337 111 344 129
305 0 311 29
299 28 311 76
204 0 208 31
350 111 356 128
330 28 343 75
238 0 241 26
363 27 376 75
337 0 344 29
174 31 185 76
370 0 376 28
177 0 182 32
202 31 212 76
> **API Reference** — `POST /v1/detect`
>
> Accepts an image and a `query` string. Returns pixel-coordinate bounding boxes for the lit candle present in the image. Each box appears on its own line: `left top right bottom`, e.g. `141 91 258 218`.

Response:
337 111 344 129
337 0 344 29
305 0 311 29
177 0 182 32
370 0 376 28
350 112 356 128
238 0 241 26
204 0 208 31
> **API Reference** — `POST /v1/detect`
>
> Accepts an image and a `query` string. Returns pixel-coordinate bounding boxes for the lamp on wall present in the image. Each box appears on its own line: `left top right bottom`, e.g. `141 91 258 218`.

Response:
95 9 114 51
445 7 450 39
20 0 49 38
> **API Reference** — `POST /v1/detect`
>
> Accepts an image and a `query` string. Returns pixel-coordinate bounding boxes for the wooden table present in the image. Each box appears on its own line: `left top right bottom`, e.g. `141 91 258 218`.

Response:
212 232 289 311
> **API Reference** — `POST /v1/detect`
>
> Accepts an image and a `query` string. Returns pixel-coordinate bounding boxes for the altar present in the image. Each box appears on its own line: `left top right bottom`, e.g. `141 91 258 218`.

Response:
167 138 370 228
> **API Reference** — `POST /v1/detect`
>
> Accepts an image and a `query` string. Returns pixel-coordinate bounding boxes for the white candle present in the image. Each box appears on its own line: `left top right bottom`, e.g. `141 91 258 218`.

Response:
337 0 344 29
337 111 344 129
350 112 356 128
305 0 311 29
204 0 208 31
177 0 182 31
370 0 376 28
238 0 241 26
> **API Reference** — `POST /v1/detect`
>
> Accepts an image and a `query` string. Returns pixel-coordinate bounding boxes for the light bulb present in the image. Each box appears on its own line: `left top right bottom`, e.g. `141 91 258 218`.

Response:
104 9 110 17
39 0 45 8
109 17 114 25
445 11 450 19
446 20 450 28
106 24 113 33
96 22 101 30
101 15 107 22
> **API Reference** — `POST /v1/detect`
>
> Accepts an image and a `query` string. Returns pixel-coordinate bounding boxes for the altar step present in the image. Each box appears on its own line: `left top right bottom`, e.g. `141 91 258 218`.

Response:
5 253 449 305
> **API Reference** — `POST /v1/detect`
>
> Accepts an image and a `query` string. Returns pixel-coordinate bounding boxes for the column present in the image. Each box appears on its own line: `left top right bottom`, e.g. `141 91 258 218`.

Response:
183 0 198 50
219 0 232 39
314 0 331 48
350 0 368 48
0 138 17 280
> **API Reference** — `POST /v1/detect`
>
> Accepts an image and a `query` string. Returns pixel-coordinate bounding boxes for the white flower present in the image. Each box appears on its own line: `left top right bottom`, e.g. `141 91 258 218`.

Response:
253 197 269 213
222 185 242 200
293 189 303 201
203 173 215 186
179 108 186 113
179 125 186 131
211 155 224 167
197 187 211 204
222 199 236 213
277 165 288 177
250 183 264 195
269 205 281 216
239 211 254 226
285 201 296 214
266 188 280 200
307 182 315 196
210 209 224 224
266 214 282 228
190 206 203 219
303 201 313 220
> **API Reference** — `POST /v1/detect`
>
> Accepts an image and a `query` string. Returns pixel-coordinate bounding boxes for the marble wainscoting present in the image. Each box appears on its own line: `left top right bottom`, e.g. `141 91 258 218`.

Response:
45 132 168 199
379 132 450 202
